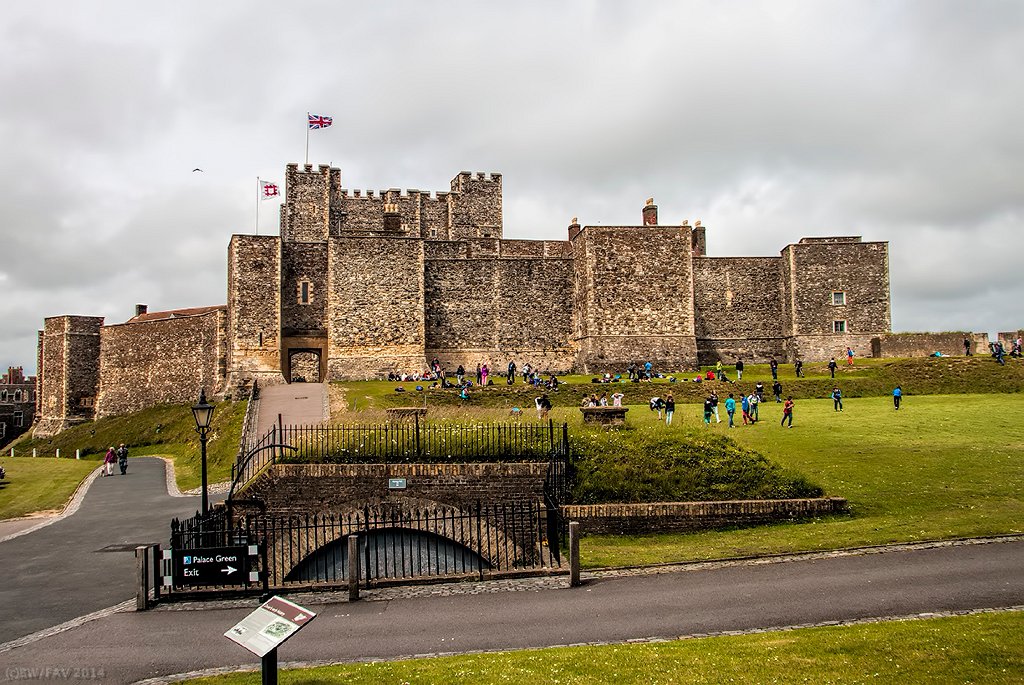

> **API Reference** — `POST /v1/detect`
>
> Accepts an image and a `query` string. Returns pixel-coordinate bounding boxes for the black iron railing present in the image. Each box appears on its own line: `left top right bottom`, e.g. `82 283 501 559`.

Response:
169 499 561 592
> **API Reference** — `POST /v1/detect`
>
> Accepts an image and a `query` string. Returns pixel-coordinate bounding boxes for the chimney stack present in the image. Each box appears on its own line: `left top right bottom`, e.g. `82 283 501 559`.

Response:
568 216 582 241
135 304 148 317
642 198 658 226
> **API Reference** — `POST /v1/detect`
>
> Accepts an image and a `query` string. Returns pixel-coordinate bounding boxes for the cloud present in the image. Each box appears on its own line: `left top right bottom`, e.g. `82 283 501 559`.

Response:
1 0 1022 373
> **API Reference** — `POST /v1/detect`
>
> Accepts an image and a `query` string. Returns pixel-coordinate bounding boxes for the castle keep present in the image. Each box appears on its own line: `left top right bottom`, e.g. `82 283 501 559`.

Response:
33 163 890 434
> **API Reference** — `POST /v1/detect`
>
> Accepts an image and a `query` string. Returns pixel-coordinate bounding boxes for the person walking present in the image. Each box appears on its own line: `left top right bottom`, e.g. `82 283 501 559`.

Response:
741 393 752 425
481 363 490 386
116 443 129 475
893 385 902 410
769 358 779 380
781 396 794 428
828 358 838 378
664 393 675 426
832 386 843 412
735 358 744 381
846 347 855 366
964 336 972 356
456 364 465 385
725 393 736 428
754 381 765 402
749 391 760 422
703 395 713 425
475 363 482 385
103 447 116 477
794 359 803 378
710 391 721 423
507 361 516 385
715 360 724 378
772 380 783 403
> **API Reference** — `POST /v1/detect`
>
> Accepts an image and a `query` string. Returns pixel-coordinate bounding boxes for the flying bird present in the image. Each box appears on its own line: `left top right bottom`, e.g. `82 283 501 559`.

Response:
192 168 204 173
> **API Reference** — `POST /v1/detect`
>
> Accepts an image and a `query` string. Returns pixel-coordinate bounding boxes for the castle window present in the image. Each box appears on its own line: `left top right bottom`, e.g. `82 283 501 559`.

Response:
298 280 312 305
13 390 21 402
258 332 263 347
13 411 23 427
0 390 6 402
833 320 847 334
0 422 5 438
429 228 438 238
832 291 846 306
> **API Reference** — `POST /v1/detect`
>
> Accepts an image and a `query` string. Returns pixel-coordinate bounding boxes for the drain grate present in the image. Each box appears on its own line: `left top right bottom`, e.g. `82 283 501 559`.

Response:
95 542 159 553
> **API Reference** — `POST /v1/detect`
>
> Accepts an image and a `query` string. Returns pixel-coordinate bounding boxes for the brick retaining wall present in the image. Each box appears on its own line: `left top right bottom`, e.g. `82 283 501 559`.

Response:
563 497 848 535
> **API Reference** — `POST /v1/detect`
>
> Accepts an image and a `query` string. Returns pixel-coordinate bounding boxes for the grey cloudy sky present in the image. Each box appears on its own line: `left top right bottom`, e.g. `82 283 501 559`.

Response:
2 1 1022 373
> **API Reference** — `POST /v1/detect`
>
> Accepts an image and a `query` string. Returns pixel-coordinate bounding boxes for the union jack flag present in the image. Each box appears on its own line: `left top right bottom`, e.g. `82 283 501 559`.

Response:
308 114 333 130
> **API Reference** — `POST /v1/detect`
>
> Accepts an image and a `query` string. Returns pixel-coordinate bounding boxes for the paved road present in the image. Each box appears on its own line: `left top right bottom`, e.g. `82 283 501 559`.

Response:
255 383 327 436
0 458 211 644
2 539 1021 683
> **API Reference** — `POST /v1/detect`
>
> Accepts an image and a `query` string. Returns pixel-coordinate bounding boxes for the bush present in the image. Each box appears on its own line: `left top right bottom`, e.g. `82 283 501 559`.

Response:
571 426 822 504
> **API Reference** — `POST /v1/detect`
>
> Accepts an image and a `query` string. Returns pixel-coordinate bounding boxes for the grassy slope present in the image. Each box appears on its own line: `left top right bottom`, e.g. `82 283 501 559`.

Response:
583 393 1024 566
184 610 1024 684
338 356 1024 410
0 457 97 519
8 400 247 494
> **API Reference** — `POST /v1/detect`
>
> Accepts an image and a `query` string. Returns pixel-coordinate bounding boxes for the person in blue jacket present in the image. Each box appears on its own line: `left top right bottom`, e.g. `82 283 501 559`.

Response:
893 385 902 410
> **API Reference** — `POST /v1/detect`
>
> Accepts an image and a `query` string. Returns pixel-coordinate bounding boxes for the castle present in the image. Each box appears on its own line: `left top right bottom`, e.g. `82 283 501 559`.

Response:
33 163 891 435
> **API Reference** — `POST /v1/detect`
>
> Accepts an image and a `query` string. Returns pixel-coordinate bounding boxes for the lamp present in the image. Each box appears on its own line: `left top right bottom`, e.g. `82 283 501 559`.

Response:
192 388 215 516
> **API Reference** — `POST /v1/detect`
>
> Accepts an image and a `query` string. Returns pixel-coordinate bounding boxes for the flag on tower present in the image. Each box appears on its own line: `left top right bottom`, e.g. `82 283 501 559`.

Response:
308 114 333 130
259 180 280 201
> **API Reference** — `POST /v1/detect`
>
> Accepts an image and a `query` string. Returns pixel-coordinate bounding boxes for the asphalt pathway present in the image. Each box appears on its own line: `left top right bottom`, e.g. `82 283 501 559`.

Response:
0 458 212 644
2 538 1021 683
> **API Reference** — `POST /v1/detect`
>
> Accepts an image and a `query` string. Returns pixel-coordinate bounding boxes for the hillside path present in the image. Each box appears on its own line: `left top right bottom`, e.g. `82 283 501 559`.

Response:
255 383 329 436
0 457 210 644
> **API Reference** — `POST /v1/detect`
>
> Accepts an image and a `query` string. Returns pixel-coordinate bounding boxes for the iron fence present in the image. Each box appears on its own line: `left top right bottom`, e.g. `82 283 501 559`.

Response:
229 419 571 500
168 499 562 594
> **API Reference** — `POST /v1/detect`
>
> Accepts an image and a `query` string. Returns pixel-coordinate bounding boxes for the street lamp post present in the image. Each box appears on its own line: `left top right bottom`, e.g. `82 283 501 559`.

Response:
191 389 215 516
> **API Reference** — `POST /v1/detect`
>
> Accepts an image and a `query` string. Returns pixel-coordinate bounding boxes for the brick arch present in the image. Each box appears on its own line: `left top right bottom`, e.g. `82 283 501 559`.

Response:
266 497 527 585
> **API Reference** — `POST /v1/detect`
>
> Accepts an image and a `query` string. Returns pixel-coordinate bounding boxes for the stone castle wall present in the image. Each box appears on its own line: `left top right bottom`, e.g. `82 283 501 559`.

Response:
871 331 986 358
694 257 787 364
34 316 103 437
96 309 225 417
572 225 697 372
227 235 282 393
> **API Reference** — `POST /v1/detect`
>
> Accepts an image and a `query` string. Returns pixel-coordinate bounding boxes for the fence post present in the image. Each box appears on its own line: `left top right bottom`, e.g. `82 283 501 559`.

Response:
569 521 581 587
135 545 151 610
151 544 162 605
76 449 80 460
33 448 37 458
348 535 360 601
56 448 60 459
414 413 421 459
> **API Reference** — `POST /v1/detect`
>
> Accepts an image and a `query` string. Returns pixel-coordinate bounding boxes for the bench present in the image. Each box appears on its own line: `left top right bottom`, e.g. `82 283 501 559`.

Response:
580 406 629 426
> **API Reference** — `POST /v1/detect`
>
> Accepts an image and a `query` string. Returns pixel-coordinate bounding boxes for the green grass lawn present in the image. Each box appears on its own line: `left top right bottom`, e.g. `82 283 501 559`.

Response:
0 457 98 520
8 399 247 498
582 393 1024 567
185 610 1024 684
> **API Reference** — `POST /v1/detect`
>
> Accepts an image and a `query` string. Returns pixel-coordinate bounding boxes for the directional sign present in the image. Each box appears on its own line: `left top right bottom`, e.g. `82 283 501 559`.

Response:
172 545 254 587
388 477 407 490
225 596 317 657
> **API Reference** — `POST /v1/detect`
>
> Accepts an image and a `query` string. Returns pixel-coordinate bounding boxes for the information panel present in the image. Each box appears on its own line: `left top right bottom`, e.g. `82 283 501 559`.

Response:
225 596 317 657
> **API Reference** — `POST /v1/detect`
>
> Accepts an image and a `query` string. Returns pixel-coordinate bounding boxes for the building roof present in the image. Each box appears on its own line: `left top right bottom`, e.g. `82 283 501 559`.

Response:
127 305 226 323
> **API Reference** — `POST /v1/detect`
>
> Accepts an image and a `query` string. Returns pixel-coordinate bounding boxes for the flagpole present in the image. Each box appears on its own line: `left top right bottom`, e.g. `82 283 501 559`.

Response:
255 177 260 236
305 112 310 166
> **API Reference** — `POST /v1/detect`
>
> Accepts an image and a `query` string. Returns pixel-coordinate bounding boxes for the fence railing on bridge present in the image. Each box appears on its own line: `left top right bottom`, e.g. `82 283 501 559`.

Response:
230 419 571 501
165 499 562 596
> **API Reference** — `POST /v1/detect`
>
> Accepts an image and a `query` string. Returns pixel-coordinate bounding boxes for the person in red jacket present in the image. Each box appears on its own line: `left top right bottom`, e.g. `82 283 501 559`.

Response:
781 397 795 428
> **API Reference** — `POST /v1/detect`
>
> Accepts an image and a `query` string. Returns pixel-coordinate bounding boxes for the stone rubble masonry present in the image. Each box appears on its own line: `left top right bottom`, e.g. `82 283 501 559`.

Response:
240 462 549 517
563 497 849 535
37 163 903 427
96 308 225 418
871 331 990 358
34 315 103 437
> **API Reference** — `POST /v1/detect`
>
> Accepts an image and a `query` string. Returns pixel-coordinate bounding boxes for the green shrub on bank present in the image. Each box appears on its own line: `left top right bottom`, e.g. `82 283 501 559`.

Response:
571 426 822 503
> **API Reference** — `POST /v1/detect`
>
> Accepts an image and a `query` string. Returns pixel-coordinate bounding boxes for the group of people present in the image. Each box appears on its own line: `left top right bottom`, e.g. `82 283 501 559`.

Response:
102 443 129 476
582 391 626 409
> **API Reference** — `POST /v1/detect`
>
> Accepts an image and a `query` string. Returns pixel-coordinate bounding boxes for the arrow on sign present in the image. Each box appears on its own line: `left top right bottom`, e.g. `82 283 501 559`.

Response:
222 565 238 575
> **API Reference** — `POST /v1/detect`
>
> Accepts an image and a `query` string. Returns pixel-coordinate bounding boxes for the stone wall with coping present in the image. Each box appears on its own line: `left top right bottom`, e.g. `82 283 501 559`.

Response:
96 309 225 417
241 462 549 517
871 332 980 358
563 497 849 535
